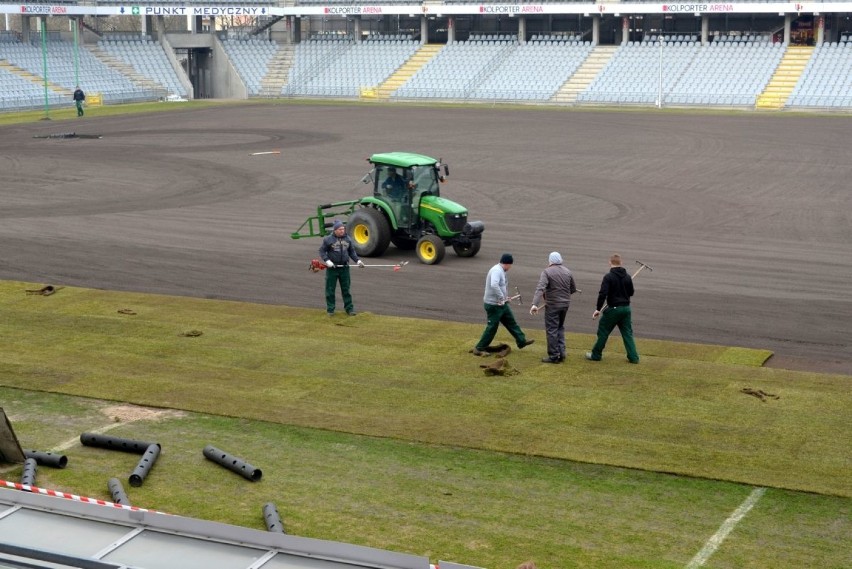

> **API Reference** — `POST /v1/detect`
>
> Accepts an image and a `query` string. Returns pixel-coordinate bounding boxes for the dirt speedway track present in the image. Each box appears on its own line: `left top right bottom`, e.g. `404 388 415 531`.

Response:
1 104 850 375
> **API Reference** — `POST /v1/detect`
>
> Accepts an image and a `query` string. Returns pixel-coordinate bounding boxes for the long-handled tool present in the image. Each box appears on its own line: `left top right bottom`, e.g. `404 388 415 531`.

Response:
503 287 523 306
360 262 409 270
530 289 581 315
593 260 653 319
309 259 409 272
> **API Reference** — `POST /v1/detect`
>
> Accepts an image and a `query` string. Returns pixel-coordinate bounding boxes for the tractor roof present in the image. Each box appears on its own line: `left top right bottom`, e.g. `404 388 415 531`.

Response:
369 152 438 168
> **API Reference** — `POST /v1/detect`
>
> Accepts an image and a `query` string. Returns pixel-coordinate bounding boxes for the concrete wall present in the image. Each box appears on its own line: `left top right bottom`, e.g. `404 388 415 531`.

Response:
209 35 247 99
166 33 245 99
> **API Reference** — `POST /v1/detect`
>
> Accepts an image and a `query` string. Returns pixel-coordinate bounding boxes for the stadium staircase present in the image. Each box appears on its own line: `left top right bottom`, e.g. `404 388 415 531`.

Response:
550 44 618 104
0 59 71 96
259 43 294 97
756 45 812 109
376 43 442 99
86 44 166 93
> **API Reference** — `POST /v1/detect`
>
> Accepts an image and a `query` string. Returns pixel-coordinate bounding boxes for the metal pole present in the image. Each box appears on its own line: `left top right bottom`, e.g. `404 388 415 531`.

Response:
40 18 49 119
73 18 80 89
657 36 663 108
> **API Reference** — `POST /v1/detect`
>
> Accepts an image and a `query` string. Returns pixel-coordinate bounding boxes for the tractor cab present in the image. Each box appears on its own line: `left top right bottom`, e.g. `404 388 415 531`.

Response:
372 159 442 232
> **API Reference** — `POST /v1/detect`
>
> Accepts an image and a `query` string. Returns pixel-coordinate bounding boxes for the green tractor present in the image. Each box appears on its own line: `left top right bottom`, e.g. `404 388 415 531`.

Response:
291 152 484 265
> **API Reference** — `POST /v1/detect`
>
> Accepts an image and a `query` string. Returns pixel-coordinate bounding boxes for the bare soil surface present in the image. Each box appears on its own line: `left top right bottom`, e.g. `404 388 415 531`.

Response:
1 105 849 375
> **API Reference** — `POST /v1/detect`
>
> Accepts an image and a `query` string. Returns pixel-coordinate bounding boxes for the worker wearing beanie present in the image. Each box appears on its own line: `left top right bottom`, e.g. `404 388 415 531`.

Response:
473 253 535 355
530 251 578 363
318 220 364 316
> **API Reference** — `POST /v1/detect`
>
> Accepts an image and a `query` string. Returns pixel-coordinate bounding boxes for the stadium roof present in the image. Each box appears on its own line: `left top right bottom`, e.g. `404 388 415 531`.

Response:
0 484 479 569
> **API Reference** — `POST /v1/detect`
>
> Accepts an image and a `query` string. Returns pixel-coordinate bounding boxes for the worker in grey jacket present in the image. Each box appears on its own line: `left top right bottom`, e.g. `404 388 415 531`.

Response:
473 253 534 355
530 252 578 363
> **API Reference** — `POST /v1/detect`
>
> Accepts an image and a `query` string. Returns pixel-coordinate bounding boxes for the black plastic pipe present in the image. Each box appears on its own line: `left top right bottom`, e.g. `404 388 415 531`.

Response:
128 444 160 487
23 449 68 469
80 433 157 453
107 477 131 506
21 458 37 486
262 502 285 533
202 445 262 481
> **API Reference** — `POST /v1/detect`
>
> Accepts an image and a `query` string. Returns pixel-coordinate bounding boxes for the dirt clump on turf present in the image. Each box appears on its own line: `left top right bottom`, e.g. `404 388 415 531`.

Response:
102 404 186 424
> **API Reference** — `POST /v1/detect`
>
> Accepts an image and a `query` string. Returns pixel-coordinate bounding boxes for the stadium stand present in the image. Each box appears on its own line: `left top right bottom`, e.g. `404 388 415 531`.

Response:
0 38 161 108
788 42 852 108
0 65 69 110
282 35 353 96
665 39 784 107
468 37 592 101
394 38 518 100
221 37 279 96
99 36 188 99
4 20 852 111
283 35 418 98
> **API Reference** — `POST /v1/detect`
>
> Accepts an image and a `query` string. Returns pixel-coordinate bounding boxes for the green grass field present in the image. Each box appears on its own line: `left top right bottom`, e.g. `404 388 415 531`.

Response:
0 280 849 568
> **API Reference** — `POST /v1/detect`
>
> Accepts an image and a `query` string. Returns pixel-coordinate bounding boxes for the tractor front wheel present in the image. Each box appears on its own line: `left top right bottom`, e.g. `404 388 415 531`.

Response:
452 240 481 258
416 234 446 265
348 208 391 257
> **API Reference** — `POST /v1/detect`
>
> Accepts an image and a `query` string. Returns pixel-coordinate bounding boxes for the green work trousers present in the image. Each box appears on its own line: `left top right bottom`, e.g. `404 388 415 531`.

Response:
476 303 527 350
325 266 353 314
76 100 84 116
589 306 639 363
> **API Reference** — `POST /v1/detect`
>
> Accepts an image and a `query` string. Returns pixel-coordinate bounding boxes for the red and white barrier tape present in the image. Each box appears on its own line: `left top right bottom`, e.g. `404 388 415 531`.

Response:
0 479 167 515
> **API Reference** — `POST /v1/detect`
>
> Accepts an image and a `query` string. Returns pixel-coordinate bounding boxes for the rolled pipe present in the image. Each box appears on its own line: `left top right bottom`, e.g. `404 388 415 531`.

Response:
21 458 37 486
108 477 131 506
80 433 157 454
202 445 262 482
262 502 285 533
128 444 161 487
23 449 68 469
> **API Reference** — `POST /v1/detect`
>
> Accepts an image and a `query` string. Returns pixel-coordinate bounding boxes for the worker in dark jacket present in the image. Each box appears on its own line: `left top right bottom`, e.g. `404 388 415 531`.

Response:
585 254 639 363
318 219 364 316
73 86 85 117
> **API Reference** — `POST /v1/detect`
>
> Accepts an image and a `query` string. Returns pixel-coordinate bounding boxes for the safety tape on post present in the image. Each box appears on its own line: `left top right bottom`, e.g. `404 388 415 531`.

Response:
0 479 168 515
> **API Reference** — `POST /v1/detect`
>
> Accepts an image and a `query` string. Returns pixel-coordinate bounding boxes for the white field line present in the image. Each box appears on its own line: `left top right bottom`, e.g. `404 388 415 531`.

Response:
685 487 767 569
51 421 127 453
0 420 131 475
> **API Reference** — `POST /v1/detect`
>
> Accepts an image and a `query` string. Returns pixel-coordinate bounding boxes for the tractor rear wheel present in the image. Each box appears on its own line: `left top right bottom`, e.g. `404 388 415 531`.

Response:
348 208 391 257
416 234 445 265
452 240 481 258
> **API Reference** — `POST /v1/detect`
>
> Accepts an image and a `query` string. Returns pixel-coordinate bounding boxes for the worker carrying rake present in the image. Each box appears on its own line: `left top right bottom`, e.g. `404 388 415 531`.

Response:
585 254 652 364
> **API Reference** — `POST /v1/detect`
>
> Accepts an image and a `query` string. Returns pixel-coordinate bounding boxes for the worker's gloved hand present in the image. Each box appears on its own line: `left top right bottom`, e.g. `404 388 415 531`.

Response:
325 260 334 268
529 305 539 316
357 260 365 268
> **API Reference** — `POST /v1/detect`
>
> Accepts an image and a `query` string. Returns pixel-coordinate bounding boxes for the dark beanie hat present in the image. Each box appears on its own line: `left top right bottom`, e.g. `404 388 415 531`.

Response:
332 220 344 231
500 253 513 265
